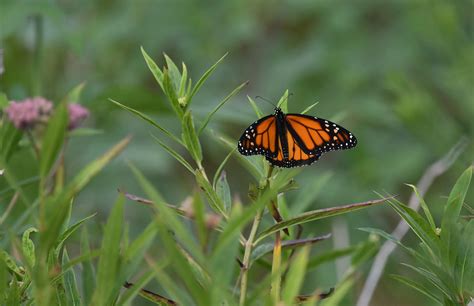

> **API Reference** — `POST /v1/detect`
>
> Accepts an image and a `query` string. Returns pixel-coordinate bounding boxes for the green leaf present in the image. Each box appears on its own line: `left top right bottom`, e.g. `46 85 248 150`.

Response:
186 53 228 106
0 117 22 161
406 184 436 231
130 164 207 305
282 246 310 305
117 271 156 305
215 171 231 213
0 250 22 277
62 249 82 306
39 102 68 179
163 69 184 118
387 197 440 253
277 89 290 113
150 133 194 173
442 166 472 228
66 82 86 103
307 246 357 270
256 196 392 243
247 95 263 118
55 213 96 255
252 234 331 263
301 100 320 114
164 53 182 91
195 169 226 216
390 274 442 305
0 92 8 109
181 111 202 163
0 251 7 304
141 46 164 90
109 99 183 145
80 228 95 305
68 128 103 137
91 195 124 306
212 147 235 187
179 62 188 98
22 227 37 267
198 80 248 135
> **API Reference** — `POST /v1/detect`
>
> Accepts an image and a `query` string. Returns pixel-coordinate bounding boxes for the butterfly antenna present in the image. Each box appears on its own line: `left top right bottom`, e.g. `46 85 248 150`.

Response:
255 95 277 108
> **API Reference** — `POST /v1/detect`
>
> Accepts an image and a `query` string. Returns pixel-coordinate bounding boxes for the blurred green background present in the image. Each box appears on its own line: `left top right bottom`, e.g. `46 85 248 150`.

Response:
1 0 473 305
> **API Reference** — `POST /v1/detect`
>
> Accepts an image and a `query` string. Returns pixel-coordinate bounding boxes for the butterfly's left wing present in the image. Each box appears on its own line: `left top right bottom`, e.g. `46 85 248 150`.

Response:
285 114 357 155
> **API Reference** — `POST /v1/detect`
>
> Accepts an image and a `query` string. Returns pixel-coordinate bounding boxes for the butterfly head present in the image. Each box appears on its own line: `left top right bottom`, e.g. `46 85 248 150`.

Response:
274 107 285 118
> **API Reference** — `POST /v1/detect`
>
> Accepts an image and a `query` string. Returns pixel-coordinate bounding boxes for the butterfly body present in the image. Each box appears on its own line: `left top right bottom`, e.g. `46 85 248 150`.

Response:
238 108 357 168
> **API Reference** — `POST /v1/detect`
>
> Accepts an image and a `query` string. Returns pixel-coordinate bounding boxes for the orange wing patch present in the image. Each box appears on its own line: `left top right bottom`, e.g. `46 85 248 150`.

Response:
238 115 278 158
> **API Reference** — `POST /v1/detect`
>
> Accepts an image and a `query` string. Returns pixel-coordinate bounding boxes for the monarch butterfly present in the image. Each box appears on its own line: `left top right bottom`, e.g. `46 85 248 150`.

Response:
238 107 357 168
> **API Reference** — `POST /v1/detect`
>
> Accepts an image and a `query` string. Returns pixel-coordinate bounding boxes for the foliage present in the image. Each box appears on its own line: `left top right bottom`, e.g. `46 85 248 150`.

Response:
363 166 473 305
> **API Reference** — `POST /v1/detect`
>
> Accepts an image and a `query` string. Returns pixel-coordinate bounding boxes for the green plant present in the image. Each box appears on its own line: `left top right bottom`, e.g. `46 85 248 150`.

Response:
109 49 392 305
362 166 473 305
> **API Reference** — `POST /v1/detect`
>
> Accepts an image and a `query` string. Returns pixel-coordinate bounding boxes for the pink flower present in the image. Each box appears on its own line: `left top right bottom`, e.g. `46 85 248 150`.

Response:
5 97 53 129
68 103 89 129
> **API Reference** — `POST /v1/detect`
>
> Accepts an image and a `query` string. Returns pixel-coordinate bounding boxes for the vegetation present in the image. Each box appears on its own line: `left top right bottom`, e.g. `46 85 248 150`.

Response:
1 1 472 305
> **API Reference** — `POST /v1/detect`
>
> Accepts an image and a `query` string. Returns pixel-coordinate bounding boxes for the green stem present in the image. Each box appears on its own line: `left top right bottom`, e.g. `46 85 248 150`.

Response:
239 165 274 305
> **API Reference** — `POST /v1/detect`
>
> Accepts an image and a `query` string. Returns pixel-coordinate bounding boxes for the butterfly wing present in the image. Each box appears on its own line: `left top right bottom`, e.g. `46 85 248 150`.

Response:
266 128 321 168
285 114 357 155
238 115 279 158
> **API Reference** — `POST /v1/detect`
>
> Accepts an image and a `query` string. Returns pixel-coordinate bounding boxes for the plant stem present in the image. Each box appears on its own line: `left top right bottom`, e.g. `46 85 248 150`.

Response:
239 165 274 305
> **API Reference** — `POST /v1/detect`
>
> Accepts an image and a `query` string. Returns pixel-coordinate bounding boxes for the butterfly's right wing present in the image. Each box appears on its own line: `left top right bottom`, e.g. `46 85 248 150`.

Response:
238 115 279 158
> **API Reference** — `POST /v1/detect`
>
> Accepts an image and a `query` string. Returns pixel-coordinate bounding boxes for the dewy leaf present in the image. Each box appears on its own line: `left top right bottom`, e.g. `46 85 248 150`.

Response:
215 171 231 213
22 227 37 267
256 196 393 243
141 46 164 90
181 111 202 163
187 53 228 106
39 102 68 179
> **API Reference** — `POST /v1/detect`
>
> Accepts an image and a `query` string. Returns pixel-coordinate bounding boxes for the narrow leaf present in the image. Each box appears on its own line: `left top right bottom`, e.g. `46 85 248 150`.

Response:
247 95 263 118
406 184 436 231
90 196 124 305
187 53 228 106
198 80 248 135
181 111 202 163
141 46 164 90
66 82 86 103
282 246 310 305
110 99 183 145
256 196 393 243
150 133 194 173
301 101 320 114
195 169 226 216
22 227 37 267
39 102 68 178
391 274 442 305
215 171 231 213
